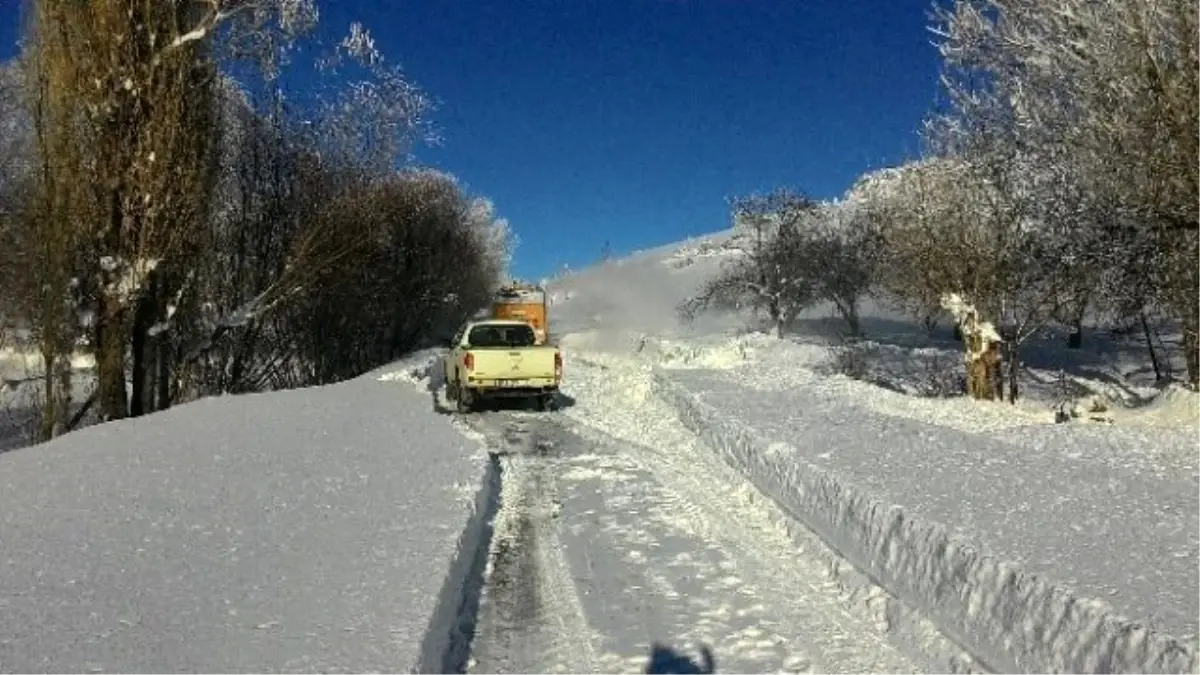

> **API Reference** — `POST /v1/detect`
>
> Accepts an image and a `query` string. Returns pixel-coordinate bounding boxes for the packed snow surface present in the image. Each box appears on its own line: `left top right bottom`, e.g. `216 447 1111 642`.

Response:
0 366 491 673
457 410 935 674
398 349 952 673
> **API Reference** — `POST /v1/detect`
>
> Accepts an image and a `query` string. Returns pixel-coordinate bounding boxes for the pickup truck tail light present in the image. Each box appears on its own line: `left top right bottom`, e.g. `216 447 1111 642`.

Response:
464 352 474 371
554 351 562 378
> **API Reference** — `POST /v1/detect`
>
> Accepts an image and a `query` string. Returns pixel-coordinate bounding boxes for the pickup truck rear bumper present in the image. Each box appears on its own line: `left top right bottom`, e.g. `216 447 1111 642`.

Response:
466 379 559 398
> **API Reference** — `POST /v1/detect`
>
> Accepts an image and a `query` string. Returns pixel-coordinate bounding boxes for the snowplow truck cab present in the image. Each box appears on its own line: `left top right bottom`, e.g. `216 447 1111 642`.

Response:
491 283 549 345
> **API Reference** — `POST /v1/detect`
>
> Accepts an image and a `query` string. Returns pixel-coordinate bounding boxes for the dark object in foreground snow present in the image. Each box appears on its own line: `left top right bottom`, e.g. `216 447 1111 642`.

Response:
648 638 710 672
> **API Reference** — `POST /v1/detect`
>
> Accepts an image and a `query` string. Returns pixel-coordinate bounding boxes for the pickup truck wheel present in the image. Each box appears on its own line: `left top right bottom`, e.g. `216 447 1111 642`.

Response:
456 388 475 413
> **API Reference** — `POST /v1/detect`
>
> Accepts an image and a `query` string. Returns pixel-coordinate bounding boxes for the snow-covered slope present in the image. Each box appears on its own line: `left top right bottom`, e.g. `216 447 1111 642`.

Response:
547 230 914 355
546 230 1200 673
0 359 495 673
547 233 743 343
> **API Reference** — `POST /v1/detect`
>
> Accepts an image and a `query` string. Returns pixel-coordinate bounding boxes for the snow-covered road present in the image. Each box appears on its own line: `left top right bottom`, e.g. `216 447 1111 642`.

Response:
457 408 941 674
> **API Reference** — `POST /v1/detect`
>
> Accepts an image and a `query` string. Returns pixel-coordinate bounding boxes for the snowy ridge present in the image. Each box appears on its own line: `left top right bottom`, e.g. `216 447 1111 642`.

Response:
652 372 1199 674
415 451 501 674
371 349 505 673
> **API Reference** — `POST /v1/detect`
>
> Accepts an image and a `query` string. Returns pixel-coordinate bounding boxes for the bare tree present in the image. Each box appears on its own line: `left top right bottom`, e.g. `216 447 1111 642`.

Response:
273 167 505 384
680 189 821 337
11 15 92 438
803 201 884 338
22 0 311 421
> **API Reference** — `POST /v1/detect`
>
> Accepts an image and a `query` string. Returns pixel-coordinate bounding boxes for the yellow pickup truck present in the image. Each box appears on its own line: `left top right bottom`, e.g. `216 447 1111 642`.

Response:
443 319 562 413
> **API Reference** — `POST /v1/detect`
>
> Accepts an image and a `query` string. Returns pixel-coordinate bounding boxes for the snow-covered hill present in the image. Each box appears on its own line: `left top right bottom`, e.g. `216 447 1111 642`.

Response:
547 227 1197 431
546 231 745 340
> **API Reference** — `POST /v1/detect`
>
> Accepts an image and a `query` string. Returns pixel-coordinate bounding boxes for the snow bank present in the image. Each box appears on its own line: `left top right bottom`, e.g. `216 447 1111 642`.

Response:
416 451 500 674
653 369 1199 674
1115 384 1200 430
0 367 496 673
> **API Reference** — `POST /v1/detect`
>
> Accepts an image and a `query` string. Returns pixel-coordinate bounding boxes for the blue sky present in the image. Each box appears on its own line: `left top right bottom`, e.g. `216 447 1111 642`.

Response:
0 0 943 279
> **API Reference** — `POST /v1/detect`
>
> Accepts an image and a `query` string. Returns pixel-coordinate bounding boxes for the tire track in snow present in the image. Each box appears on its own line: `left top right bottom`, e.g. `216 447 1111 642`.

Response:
553 446 819 673
464 407 925 673
555 423 921 673
463 413 600 674
557 352 976 673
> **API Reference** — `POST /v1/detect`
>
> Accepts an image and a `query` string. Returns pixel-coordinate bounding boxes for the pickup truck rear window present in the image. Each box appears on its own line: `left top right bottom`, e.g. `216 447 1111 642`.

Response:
468 324 537 348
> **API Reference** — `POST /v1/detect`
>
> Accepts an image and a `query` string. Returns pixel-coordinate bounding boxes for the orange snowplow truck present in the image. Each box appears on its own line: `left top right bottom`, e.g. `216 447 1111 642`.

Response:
491 282 550 345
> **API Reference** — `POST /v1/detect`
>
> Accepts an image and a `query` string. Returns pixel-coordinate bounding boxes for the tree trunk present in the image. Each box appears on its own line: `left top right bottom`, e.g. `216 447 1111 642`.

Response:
129 279 157 417
1167 223 1199 388
1140 312 1165 382
145 338 159 414
942 294 998 400
966 357 992 400
95 182 129 421
839 300 861 338
156 337 171 411
38 350 60 443
1066 300 1087 349
228 329 251 391
95 295 129 421
921 312 941 337
1066 327 1083 350
1183 324 1199 390
155 275 172 411
964 336 999 401
1006 341 1019 403
53 340 73 433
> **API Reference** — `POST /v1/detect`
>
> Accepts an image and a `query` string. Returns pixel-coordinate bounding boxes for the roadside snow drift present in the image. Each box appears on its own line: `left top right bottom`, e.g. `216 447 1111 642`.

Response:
0 367 493 673
654 368 1198 674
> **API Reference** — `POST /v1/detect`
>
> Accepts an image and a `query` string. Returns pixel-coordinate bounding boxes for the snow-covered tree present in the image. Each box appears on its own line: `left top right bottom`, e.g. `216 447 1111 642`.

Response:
801 199 885 338
464 195 517 288
930 0 1200 386
681 188 822 337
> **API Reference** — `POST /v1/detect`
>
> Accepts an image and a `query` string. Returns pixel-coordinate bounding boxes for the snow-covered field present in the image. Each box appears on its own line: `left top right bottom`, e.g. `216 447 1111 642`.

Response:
0 353 497 673
541 230 1199 673
1 228 1196 673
